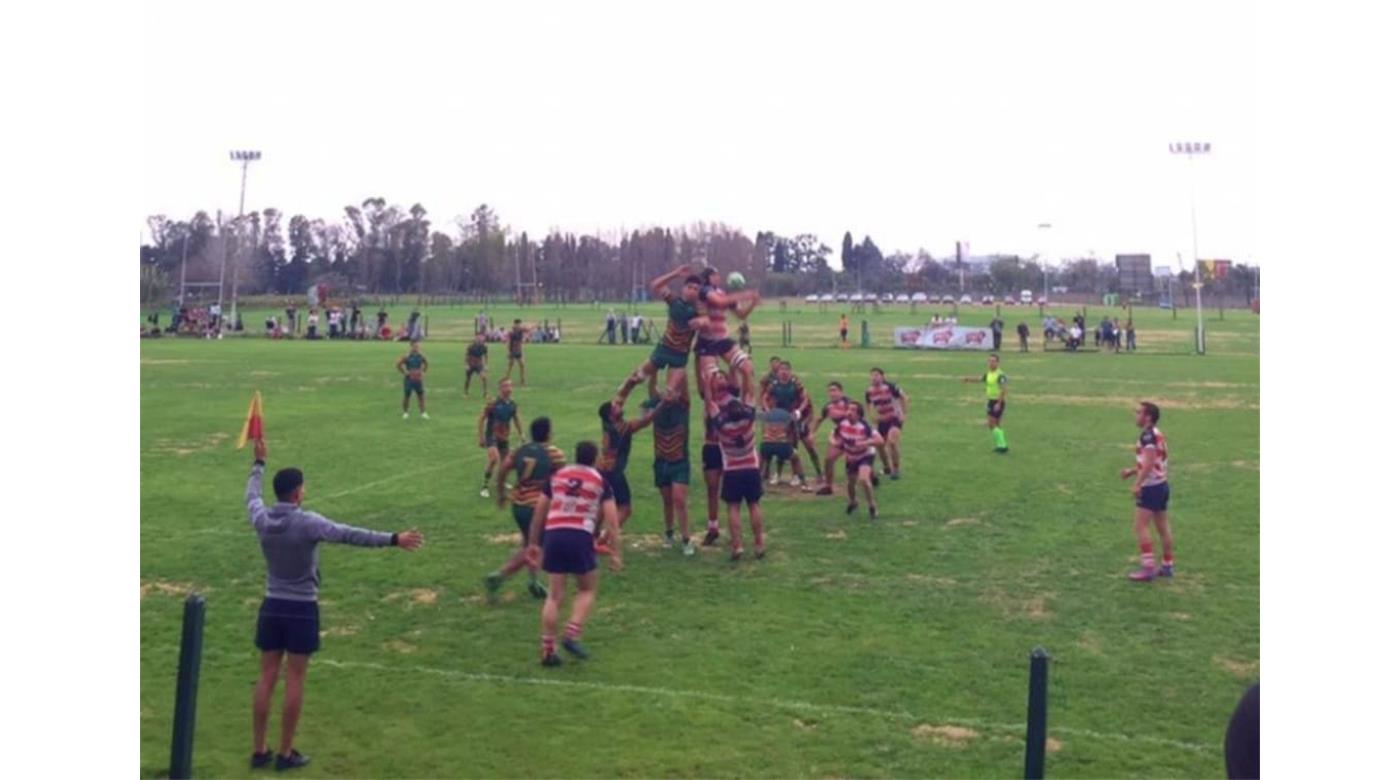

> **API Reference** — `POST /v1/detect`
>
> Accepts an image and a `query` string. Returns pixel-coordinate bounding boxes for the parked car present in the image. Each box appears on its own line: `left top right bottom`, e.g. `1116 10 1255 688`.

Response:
895 293 911 303
804 294 819 303
863 292 878 302
1036 296 1048 305
981 295 996 305
959 294 973 304
835 293 849 302
1020 289 1034 304
912 292 929 303
940 294 955 304
1003 295 1016 305
880 293 894 303
820 293 835 302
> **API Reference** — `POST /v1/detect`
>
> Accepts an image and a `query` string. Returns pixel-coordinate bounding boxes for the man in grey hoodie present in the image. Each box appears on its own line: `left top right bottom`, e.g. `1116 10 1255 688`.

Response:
245 438 424 771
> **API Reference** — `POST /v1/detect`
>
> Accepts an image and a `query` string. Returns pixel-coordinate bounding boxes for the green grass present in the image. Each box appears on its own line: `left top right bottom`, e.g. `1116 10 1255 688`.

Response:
140 301 1258 778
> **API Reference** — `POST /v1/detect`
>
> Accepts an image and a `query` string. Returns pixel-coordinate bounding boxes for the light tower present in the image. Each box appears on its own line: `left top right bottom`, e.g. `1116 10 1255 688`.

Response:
223 150 262 332
1169 141 1210 354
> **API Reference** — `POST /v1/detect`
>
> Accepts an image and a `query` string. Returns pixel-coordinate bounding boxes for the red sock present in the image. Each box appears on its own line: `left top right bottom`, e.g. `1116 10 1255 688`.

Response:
565 621 582 641
1139 542 1155 569
1162 554 1174 566
540 635 556 656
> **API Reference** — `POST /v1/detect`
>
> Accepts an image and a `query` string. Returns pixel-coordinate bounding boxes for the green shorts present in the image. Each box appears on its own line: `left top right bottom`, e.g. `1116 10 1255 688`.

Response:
511 503 534 540
653 459 691 488
403 378 424 397
648 345 689 370
760 442 794 462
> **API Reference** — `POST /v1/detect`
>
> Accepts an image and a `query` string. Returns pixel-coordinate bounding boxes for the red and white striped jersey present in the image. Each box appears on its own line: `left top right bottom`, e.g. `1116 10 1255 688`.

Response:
1135 426 1169 486
542 464 614 534
708 402 760 471
698 284 730 341
864 381 905 423
820 395 857 423
836 419 877 460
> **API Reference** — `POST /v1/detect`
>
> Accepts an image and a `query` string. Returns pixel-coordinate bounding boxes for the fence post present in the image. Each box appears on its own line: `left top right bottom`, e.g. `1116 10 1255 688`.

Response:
1024 646 1050 780
860 320 870 348
169 594 207 780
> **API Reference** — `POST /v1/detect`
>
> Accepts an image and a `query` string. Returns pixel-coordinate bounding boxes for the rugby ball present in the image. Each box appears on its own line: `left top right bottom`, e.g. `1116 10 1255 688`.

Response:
726 271 747 290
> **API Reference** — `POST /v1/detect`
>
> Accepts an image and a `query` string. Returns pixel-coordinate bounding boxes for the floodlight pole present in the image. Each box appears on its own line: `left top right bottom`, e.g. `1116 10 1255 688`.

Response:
227 150 262 333
1170 142 1210 354
1037 223 1052 305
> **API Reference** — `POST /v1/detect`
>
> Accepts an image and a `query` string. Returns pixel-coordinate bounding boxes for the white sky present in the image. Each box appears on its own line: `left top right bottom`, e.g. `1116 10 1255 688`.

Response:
142 0 1254 268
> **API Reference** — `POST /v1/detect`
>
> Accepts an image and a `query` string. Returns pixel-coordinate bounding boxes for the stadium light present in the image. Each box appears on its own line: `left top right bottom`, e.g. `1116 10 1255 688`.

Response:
220 150 262 333
1169 141 1210 354
1037 223 1052 305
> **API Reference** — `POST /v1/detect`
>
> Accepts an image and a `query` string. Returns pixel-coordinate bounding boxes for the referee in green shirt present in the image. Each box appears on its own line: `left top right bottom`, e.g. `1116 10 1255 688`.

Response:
963 353 1009 453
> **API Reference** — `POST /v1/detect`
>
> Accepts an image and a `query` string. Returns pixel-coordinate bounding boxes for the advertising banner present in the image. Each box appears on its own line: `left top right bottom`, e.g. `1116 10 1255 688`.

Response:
893 326 995 350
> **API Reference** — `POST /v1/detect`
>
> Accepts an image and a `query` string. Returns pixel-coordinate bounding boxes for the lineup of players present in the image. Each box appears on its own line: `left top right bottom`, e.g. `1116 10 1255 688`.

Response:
385 264 1177 667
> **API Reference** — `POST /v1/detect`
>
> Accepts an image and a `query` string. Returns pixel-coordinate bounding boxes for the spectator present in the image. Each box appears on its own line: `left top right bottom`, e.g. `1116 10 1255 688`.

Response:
235 312 244 332
286 304 298 335
307 309 320 340
265 316 278 338
605 309 617 344
990 316 1004 351
631 314 642 343
1125 319 1137 351
1112 318 1123 352
1067 323 1083 351
350 305 362 336
1016 321 1030 352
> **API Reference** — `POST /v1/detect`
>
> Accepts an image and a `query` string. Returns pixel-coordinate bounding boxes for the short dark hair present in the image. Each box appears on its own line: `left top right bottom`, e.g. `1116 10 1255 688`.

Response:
989 353 1000 360
598 401 615 421
1140 401 1161 424
702 266 719 279
576 441 599 466
770 356 781 364
513 319 521 325
828 381 843 391
780 360 792 369
273 468 304 501
871 367 884 376
530 416 551 443
683 274 704 286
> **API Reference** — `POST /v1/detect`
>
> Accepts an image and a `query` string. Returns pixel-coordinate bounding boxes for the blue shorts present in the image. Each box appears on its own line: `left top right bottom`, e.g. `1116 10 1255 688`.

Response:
603 469 631 508
543 529 597 575
702 444 723 472
1137 482 1170 511
255 598 320 655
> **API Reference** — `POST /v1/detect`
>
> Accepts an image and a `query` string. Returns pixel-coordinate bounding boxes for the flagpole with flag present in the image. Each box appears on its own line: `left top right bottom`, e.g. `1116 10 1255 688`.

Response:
236 391 264 449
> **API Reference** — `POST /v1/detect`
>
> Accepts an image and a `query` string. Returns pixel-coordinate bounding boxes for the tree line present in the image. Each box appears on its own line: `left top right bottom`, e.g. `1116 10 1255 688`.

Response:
139 199 1258 303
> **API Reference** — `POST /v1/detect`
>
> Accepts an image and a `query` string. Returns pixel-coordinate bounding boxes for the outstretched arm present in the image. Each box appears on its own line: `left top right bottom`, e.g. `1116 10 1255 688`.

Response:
309 513 421 549
649 264 692 296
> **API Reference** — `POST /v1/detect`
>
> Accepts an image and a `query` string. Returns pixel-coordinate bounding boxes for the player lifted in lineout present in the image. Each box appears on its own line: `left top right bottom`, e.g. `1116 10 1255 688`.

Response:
963 353 1009 453
865 367 909 479
1121 401 1176 582
525 441 621 666
485 416 567 602
836 402 884 520
465 332 490 398
397 341 430 419
619 265 707 399
477 378 524 498
692 266 761 405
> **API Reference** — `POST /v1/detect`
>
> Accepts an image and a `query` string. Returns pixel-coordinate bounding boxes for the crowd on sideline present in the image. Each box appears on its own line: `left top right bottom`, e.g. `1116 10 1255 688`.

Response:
1041 313 1137 352
602 308 652 345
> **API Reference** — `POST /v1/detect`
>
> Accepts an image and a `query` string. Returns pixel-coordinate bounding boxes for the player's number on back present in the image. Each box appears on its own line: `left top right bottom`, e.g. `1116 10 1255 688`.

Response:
520 457 537 480
565 478 583 497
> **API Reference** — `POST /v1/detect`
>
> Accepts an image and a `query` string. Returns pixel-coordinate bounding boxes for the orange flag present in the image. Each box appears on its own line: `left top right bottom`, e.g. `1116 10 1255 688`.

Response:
236 391 264 449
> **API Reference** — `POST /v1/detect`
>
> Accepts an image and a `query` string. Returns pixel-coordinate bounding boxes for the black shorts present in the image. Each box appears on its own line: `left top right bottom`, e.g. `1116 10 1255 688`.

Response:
702 444 723 472
466 365 484 377
760 442 793 462
255 598 320 655
877 419 902 438
489 437 509 458
986 400 1005 419
1137 482 1170 511
543 529 596 575
509 349 523 360
792 418 811 440
721 468 763 506
695 337 737 358
846 455 876 476
603 469 631 508
840 329 848 340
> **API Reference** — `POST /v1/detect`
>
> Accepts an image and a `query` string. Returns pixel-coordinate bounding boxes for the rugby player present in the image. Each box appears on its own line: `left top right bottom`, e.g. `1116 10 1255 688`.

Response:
1121 402 1175 582
809 381 859 495
836 402 883 520
839 313 849 349
505 319 532 386
396 340 430 419
641 378 696 555
699 381 727 547
759 406 805 487
758 356 782 397
597 388 658 531
477 378 524 498
865 367 909 479
525 441 621 666
692 266 761 404
464 332 490 398
762 360 817 490
486 416 566 601
620 265 707 399
963 353 1009 453
705 372 766 561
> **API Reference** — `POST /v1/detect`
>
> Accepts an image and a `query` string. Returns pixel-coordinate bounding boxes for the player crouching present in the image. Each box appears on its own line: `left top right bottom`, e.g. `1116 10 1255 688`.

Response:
526 441 621 666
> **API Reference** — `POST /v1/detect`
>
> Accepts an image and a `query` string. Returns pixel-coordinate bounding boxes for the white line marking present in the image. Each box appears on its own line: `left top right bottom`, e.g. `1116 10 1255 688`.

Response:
317 657 1215 754
319 460 458 501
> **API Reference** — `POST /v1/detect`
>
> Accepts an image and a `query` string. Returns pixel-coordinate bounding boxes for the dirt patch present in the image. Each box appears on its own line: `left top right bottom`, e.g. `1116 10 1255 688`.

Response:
384 588 439 606
627 534 668 551
901 520 918 527
912 724 979 747
824 529 847 540
1212 656 1259 679
982 588 1054 621
1046 737 1063 753
1076 632 1104 656
793 718 818 731
140 579 195 599
1056 483 1073 495
321 624 361 638
250 370 279 377
943 517 979 529
1170 612 1192 621
906 574 957 587
1231 459 1260 470
148 431 231 457
383 639 417 654
484 534 521 545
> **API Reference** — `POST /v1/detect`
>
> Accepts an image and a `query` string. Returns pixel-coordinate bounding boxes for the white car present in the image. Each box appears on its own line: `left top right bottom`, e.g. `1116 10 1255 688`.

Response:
880 293 895 303
959 294 973 304
863 292 878 302
1036 296 1048 305
835 293 849 302
912 292 929 303
805 294 819 303
1003 295 1016 305
895 293 911 303
981 295 996 305
941 294 956 304
820 293 835 303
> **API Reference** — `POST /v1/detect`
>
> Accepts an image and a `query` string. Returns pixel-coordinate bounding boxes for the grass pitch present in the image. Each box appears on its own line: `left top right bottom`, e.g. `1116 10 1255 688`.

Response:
140 300 1258 777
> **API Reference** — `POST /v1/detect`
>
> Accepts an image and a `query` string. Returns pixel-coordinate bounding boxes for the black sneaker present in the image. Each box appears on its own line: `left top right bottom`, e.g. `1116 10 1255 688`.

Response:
541 652 563 667
702 528 720 546
527 580 548 599
730 549 743 562
846 502 857 515
755 548 767 561
869 506 878 522
562 638 590 660
994 447 1009 454
251 751 273 770
275 750 310 771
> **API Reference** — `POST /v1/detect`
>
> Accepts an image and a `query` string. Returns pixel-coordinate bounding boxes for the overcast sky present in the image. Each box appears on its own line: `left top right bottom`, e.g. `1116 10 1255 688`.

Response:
142 0 1254 268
